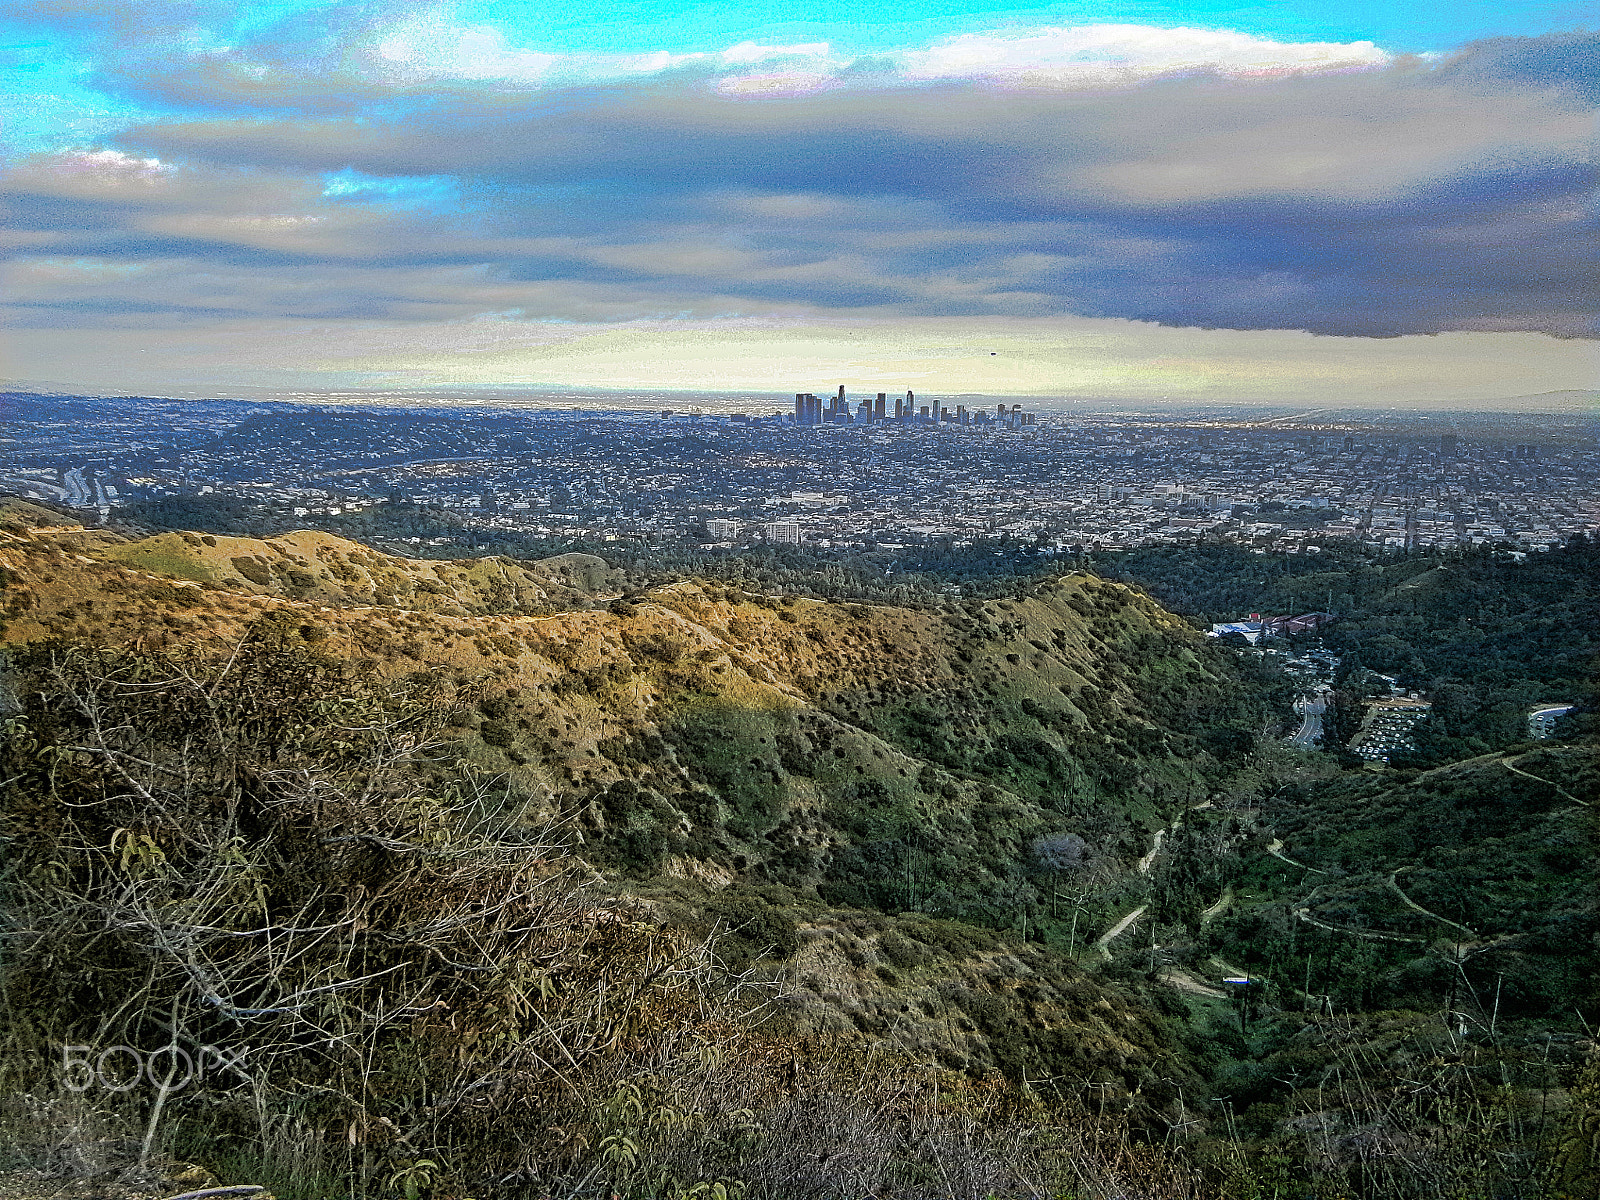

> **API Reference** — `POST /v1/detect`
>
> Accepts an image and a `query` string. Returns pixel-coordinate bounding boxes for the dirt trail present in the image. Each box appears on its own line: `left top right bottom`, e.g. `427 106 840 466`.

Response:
1388 871 1477 937
1160 968 1225 998
1136 828 1165 874
1095 904 1148 960
1265 838 1324 873
1200 887 1233 924
1292 906 1427 944
1502 756 1589 806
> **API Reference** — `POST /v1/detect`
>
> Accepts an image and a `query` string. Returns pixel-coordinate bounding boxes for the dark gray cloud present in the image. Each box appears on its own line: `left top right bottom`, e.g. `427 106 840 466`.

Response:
1437 31 1600 102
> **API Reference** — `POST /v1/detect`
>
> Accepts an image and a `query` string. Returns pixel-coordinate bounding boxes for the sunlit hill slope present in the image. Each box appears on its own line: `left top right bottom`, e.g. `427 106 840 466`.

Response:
0 499 1267 1125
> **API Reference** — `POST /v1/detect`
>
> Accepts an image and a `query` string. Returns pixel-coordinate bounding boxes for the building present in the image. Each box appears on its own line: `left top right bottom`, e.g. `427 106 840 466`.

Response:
1210 620 1266 645
1285 612 1336 634
1209 611 1336 643
762 521 802 544
705 518 740 539
796 386 1029 429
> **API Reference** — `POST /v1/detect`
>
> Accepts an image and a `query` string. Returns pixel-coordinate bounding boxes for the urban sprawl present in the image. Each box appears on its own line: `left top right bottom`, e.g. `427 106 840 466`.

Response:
6 389 1591 558
4 388 1592 762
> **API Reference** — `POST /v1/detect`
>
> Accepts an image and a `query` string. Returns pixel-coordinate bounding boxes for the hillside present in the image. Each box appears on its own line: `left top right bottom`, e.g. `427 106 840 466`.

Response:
0 508 1258 890
0 498 621 615
1213 742 1596 1012
0 505 1277 1198
1161 743 1600 1197
5 504 1591 1200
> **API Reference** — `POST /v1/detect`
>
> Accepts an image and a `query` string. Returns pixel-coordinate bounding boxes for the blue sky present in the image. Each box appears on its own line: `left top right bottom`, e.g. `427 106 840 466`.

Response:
2 0 1595 402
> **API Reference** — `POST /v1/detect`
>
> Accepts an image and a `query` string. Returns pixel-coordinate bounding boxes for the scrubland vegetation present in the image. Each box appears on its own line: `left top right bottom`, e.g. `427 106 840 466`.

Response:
1 498 1593 1199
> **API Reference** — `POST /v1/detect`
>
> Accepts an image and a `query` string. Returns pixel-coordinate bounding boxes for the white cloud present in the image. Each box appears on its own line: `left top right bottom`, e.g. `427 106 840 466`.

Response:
42 148 170 184
365 18 839 88
311 16 1394 93
900 24 1391 87
371 17 562 83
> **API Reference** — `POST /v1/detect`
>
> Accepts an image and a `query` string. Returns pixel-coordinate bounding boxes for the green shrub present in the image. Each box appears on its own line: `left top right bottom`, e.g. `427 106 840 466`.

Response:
230 556 271 585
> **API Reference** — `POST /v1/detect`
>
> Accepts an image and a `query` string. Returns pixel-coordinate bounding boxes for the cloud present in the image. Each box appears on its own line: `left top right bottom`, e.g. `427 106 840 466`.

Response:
2 8 1595 348
37 4 1401 114
899 24 1391 86
1434 30 1600 101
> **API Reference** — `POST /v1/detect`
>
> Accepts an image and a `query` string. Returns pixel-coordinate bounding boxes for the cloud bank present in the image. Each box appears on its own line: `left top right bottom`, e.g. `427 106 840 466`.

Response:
2 3 1595 398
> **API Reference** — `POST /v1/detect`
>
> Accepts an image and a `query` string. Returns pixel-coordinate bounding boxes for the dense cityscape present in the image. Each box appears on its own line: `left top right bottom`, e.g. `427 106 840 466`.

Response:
4 390 1596 558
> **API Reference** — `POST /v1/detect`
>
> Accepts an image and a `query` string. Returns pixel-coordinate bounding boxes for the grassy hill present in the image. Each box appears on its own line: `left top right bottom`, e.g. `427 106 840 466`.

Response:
0 512 1261 903
3 502 1590 1200
0 506 1275 1198
0 500 619 615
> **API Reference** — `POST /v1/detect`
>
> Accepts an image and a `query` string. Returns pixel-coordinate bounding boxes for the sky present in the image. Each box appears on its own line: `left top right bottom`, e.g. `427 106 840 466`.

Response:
2 0 1596 406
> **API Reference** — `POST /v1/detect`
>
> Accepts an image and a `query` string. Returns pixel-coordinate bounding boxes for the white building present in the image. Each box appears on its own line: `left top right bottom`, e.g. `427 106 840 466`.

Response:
762 521 802 544
705 517 740 539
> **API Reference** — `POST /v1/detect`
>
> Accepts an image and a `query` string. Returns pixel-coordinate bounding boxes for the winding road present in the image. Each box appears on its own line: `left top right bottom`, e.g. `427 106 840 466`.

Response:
1288 693 1327 748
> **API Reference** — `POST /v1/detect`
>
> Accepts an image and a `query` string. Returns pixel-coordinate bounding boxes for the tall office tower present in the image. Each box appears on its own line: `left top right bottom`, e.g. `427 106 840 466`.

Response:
837 385 846 404
875 393 887 419
919 406 930 419
857 400 871 422
795 394 805 420
956 405 967 424
906 390 914 408
894 396 903 419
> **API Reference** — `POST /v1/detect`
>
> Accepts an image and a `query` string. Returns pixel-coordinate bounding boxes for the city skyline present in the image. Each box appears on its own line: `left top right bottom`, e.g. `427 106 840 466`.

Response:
7 390 1595 559
3 1 1595 404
